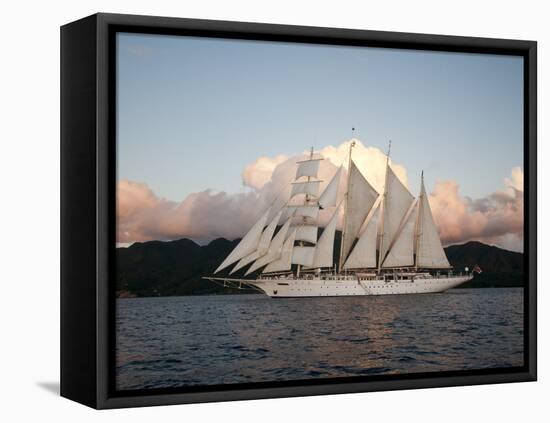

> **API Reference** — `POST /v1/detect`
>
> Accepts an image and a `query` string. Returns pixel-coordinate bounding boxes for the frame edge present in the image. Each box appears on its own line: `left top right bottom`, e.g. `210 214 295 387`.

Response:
60 14 99 409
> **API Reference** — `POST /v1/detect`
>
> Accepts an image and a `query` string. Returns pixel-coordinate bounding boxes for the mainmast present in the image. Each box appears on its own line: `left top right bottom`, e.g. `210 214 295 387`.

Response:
338 138 356 272
377 140 391 272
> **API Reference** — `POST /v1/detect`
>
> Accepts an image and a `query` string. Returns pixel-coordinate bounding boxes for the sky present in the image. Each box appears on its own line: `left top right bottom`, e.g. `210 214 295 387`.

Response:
116 32 524 251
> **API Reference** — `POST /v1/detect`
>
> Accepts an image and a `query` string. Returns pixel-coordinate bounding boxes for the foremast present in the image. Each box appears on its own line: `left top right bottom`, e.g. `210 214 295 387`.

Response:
296 147 315 278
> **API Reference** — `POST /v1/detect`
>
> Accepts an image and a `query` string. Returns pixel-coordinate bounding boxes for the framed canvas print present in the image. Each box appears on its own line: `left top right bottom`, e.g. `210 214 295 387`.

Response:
60 13 537 409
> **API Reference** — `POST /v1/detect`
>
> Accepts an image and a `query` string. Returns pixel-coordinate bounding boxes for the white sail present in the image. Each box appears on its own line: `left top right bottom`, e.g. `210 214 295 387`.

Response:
416 178 451 268
292 245 315 267
318 166 342 209
245 217 293 275
230 210 282 273
262 229 297 273
382 200 418 268
214 207 271 273
286 205 319 219
341 160 379 263
290 180 321 198
294 225 318 244
296 158 322 179
379 165 414 264
343 202 380 269
309 204 340 268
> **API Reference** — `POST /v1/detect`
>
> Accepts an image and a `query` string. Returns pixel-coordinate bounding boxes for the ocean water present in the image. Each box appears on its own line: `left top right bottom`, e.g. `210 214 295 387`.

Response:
116 288 524 390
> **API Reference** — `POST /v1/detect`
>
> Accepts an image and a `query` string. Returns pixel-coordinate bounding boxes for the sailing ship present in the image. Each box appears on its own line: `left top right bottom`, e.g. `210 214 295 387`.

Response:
204 141 473 297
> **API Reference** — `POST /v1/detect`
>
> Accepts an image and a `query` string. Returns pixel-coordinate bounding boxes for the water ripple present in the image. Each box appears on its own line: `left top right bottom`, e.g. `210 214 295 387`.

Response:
116 288 524 390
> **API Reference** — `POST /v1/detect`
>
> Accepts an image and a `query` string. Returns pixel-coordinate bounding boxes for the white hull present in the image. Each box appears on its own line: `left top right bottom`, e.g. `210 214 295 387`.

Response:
206 274 473 298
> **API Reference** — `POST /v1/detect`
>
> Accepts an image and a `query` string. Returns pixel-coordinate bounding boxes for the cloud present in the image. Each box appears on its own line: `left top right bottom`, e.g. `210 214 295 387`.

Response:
117 140 524 252
505 166 524 193
241 138 408 208
242 154 288 190
429 167 524 251
315 139 408 193
117 180 269 244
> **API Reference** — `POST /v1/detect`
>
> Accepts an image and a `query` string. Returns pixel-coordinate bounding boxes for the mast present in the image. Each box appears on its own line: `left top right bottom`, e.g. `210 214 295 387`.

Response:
377 140 391 272
414 171 424 272
297 146 314 278
338 139 355 272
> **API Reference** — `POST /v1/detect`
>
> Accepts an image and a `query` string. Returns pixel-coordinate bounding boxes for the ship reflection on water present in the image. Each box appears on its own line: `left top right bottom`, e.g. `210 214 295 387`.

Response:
116 288 523 390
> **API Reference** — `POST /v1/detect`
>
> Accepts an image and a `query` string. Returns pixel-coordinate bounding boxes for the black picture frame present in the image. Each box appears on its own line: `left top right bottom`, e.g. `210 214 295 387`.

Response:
60 12 537 409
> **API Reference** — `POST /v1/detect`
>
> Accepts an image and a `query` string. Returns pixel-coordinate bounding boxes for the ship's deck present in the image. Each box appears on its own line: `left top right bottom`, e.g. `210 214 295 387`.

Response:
256 271 470 282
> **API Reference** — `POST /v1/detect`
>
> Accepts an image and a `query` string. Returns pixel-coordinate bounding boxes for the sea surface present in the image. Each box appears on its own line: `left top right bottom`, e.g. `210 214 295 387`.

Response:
116 288 524 390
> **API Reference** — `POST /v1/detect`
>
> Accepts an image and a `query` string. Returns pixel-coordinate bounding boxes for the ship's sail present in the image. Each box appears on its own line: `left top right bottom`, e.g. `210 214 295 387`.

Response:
292 246 316 267
230 209 283 273
245 217 293 275
382 200 418 268
290 180 321 198
286 205 319 219
415 177 451 268
309 203 341 268
296 158 322 179
343 201 380 269
289 152 323 271
294 225 318 244
262 229 297 273
379 165 414 266
340 160 379 265
318 166 342 209
214 207 271 273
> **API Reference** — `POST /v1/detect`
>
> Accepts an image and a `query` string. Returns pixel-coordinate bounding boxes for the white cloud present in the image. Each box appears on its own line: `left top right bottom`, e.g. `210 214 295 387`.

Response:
316 139 408 193
429 167 524 251
505 166 524 193
242 154 288 190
